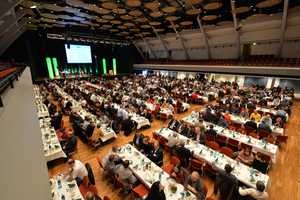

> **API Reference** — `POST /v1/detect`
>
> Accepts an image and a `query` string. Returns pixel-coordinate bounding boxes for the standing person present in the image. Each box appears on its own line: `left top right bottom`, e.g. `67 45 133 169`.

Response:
145 181 166 200
67 159 88 186
122 116 133 136
184 171 205 200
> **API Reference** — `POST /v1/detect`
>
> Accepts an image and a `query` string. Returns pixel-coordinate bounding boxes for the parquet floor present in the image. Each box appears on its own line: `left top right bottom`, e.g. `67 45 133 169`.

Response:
47 93 299 200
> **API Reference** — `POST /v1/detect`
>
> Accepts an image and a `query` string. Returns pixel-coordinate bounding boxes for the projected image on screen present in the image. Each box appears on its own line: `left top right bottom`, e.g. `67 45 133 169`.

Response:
65 44 92 63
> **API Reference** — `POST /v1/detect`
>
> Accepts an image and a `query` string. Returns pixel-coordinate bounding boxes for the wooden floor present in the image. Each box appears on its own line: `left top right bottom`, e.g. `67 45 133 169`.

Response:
47 94 300 200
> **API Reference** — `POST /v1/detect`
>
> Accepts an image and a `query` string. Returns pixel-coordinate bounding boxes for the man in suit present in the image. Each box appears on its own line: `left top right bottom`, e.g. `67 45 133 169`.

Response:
50 115 61 130
122 116 133 136
106 155 119 176
176 120 186 135
130 131 145 150
150 142 163 167
85 191 101 200
63 132 77 158
65 99 73 111
193 127 207 145
48 102 57 115
173 140 195 166
195 118 206 133
168 116 179 130
223 104 231 113
107 117 119 133
141 137 152 156
185 124 195 138
244 117 258 131
206 124 217 138
86 122 95 138
258 120 272 134
200 110 211 122
118 160 138 191
217 115 228 128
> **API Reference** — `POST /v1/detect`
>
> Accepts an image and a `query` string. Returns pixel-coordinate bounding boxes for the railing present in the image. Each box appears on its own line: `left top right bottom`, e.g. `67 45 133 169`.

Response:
0 66 26 107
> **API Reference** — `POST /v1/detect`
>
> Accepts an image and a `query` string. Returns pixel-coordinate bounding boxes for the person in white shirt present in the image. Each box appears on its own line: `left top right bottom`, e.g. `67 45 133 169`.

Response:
67 159 88 186
190 108 199 119
63 98 68 107
167 103 174 113
238 181 269 200
80 97 87 108
123 108 129 120
90 93 97 102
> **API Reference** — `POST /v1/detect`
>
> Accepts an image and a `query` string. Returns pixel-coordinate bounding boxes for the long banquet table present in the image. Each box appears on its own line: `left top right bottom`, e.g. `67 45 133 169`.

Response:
118 144 196 200
155 128 271 188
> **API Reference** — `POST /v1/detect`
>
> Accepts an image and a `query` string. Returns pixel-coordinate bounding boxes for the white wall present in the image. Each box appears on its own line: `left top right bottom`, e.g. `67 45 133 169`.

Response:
214 74 236 82
236 76 245 86
189 48 209 60
281 40 300 58
178 72 187 79
250 42 279 55
210 46 238 59
172 50 187 60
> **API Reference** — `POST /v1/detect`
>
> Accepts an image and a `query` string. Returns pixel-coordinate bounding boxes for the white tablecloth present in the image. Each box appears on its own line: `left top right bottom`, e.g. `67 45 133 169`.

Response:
50 175 83 200
119 144 196 200
40 119 67 162
155 128 271 188
54 84 83 112
131 115 150 129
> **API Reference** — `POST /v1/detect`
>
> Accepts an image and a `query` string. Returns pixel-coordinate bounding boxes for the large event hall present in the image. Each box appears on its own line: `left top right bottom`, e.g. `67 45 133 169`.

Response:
1 0 300 200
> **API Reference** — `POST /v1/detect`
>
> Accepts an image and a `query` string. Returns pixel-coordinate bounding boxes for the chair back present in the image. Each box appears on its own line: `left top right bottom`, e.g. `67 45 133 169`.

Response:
204 183 208 197
258 130 270 139
237 129 247 135
107 172 114 179
151 141 155 147
152 132 159 140
170 156 180 166
161 113 168 119
159 136 166 146
103 196 111 200
190 159 203 170
257 110 264 116
276 135 288 143
263 137 275 144
175 152 185 162
146 135 151 141
249 132 259 139
151 114 155 120
228 126 236 131
115 175 125 189
97 156 104 169
206 197 216 200
88 185 98 195
118 124 122 132
244 126 254 134
165 144 173 153
87 138 96 146
217 135 227 142
208 141 219 151
232 122 242 129
206 162 217 175
240 142 253 151
257 151 271 164
228 138 239 146
248 109 254 115
220 147 233 158
82 175 89 190
205 134 215 142
130 184 140 198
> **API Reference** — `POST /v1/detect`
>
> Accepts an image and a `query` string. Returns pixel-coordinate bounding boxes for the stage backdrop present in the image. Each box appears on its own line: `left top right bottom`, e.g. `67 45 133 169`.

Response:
0 31 144 80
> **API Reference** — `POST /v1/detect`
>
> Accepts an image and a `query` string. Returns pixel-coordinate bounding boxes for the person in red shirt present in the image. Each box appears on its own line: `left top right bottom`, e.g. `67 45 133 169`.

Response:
154 103 161 115
190 93 198 99
57 128 69 146
224 111 231 125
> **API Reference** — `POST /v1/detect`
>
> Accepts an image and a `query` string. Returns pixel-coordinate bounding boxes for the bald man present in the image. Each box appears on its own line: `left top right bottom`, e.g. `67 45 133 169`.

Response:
184 171 205 200
85 191 102 200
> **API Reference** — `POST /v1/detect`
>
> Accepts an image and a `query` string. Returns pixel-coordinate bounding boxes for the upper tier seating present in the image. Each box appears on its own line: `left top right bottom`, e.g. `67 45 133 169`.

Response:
244 55 299 67
165 59 238 66
143 58 167 64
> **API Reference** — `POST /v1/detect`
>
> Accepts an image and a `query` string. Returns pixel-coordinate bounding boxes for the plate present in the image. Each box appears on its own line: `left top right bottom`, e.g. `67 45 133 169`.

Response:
144 174 151 181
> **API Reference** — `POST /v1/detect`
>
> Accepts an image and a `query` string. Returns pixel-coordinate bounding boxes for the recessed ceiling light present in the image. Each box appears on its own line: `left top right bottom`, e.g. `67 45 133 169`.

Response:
270 14 273 16
30 5 36 8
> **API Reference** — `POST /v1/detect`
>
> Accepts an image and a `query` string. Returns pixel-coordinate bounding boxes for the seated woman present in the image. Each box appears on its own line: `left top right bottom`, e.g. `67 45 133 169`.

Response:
240 108 249 119
169 163 184 185
57 128 69 147
252 153 269 174
161 102 168 109
235 148 254 166
224 111 231 125
145 181 166 200
273 117 283 128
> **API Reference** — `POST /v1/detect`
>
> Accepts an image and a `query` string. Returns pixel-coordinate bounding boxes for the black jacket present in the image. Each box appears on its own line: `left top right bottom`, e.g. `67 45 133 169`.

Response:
64 135 77 151
244 120 257 131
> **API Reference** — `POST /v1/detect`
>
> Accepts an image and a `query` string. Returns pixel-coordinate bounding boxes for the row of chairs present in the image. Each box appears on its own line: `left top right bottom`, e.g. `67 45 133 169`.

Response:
79 175 111 200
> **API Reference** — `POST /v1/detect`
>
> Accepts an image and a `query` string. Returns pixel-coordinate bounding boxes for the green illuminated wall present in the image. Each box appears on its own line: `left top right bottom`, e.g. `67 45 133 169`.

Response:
102 59 107 75
113 58 117 75
52 57 59 77
46 57 54 79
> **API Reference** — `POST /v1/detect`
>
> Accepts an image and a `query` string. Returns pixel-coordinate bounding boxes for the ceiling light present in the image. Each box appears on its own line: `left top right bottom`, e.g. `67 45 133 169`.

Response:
250 6 253 8
20 7 23 9
270 14 273 16
30 5 36 8
253 9 256 11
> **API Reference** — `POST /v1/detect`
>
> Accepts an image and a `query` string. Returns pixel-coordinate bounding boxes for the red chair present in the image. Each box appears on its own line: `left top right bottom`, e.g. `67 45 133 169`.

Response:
206 197 216 200
78 175 89 196
88 185 98 195
160 113 168 120
162 156 180 174
205 134 215 142
275 135 288 150
206 162 217 176
249 133 259 139
97 156 106 180
145 135 151 141
204 183 208 197
220 147 233 158
240 142 253 151
237 129 247 135
175 151 189 167
165 144 174 155
263 137 275 144
216 135 227 148
103 196 111 200
258 130 270 139
227 138 239 152
257 151 272 164
87 137 102 153
115 175 128 196
207 141 219 151
130 184 149 199
244 126 254 134
233 122 242 129
151 114 155 127
190 159 204 174
228 126 236 131
152 132 159 141
159 136 167 150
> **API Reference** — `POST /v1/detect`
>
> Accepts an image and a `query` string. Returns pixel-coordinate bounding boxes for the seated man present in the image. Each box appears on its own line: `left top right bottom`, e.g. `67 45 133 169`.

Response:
250 110 261 122
185 124 195 138
99 112 110 125
106 155 119 176
67 159 88 186
206 124 217 138
91 124 104 142
217 115 228 128
168 116 179 131
245 117 258 131
173 140 195 166
57 128 68 147
193 127 207 145
238 181 269 200
190 108 200 119
167 132 179 147
103 145 125 167
258 120 272 134
118 160 138 191
107 117 119 134
212 162 238 185
85 191 102 200
176 120 186 135
86 122 95 138
140 137 152 156
184 171 205 200
259 115 272 125
62 132 77 158
149 142 163 167
130 131 145 150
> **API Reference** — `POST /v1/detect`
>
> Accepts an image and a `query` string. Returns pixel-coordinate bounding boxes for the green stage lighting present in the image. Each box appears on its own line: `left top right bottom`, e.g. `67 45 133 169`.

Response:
113 58 117 75
52 57 59 77
46 57 54 79
102 59 107 75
